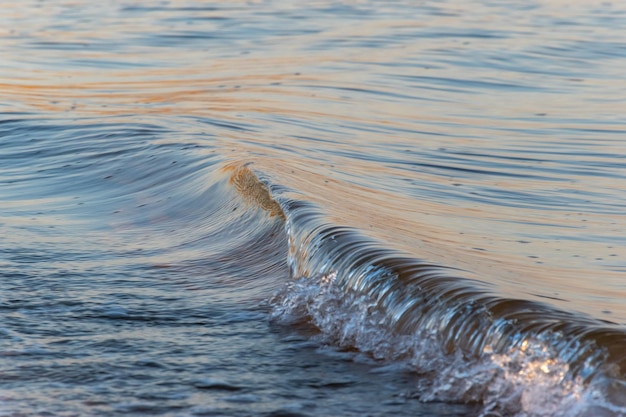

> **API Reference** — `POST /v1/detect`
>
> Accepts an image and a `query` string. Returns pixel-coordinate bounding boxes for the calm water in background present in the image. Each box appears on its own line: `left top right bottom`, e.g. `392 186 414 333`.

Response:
1 1 625 416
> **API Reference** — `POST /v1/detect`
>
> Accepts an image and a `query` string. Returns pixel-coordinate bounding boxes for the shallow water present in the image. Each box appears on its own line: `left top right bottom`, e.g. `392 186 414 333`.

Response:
1 1 625 416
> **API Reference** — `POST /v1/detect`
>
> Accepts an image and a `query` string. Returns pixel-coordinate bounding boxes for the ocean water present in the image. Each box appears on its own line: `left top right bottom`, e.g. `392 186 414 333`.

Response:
1 1 625 416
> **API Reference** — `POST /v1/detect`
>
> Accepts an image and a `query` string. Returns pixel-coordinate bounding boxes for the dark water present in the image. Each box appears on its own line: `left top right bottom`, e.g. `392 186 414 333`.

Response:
1 1 626 416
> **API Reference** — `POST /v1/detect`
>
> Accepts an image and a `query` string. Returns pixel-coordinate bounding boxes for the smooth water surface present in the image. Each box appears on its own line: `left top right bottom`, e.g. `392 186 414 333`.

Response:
1 1 625 416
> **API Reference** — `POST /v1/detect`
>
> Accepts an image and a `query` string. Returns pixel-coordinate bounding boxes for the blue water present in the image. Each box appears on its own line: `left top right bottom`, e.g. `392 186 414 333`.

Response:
1 1 625 416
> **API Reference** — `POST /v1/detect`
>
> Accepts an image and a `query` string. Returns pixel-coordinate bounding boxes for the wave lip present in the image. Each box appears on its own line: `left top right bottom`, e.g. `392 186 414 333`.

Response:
230 166 626 416
226 162 285 220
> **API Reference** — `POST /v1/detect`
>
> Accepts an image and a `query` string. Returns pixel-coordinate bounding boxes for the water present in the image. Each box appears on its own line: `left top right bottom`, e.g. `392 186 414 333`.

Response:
1 1 625 416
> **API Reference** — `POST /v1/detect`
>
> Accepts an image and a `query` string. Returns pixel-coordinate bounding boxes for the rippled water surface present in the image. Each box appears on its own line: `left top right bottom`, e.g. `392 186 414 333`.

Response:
1 1 625 416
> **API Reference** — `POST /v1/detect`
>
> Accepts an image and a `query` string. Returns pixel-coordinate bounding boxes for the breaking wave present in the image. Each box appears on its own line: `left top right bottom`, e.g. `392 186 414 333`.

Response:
228 164 626 417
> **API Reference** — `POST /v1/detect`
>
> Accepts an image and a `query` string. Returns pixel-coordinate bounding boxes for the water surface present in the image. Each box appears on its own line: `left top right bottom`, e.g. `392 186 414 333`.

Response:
1 1 625 416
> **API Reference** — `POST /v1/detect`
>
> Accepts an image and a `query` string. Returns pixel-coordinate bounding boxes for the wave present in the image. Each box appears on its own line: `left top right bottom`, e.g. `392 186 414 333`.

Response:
4 113 624 416
227 163 626 417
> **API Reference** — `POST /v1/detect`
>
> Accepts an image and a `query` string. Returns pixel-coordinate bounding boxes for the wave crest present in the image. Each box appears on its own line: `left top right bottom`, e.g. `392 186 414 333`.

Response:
228 165 626 416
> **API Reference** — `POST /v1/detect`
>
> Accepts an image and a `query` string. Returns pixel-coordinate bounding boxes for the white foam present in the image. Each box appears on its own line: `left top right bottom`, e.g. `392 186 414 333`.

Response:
270 273 626 417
